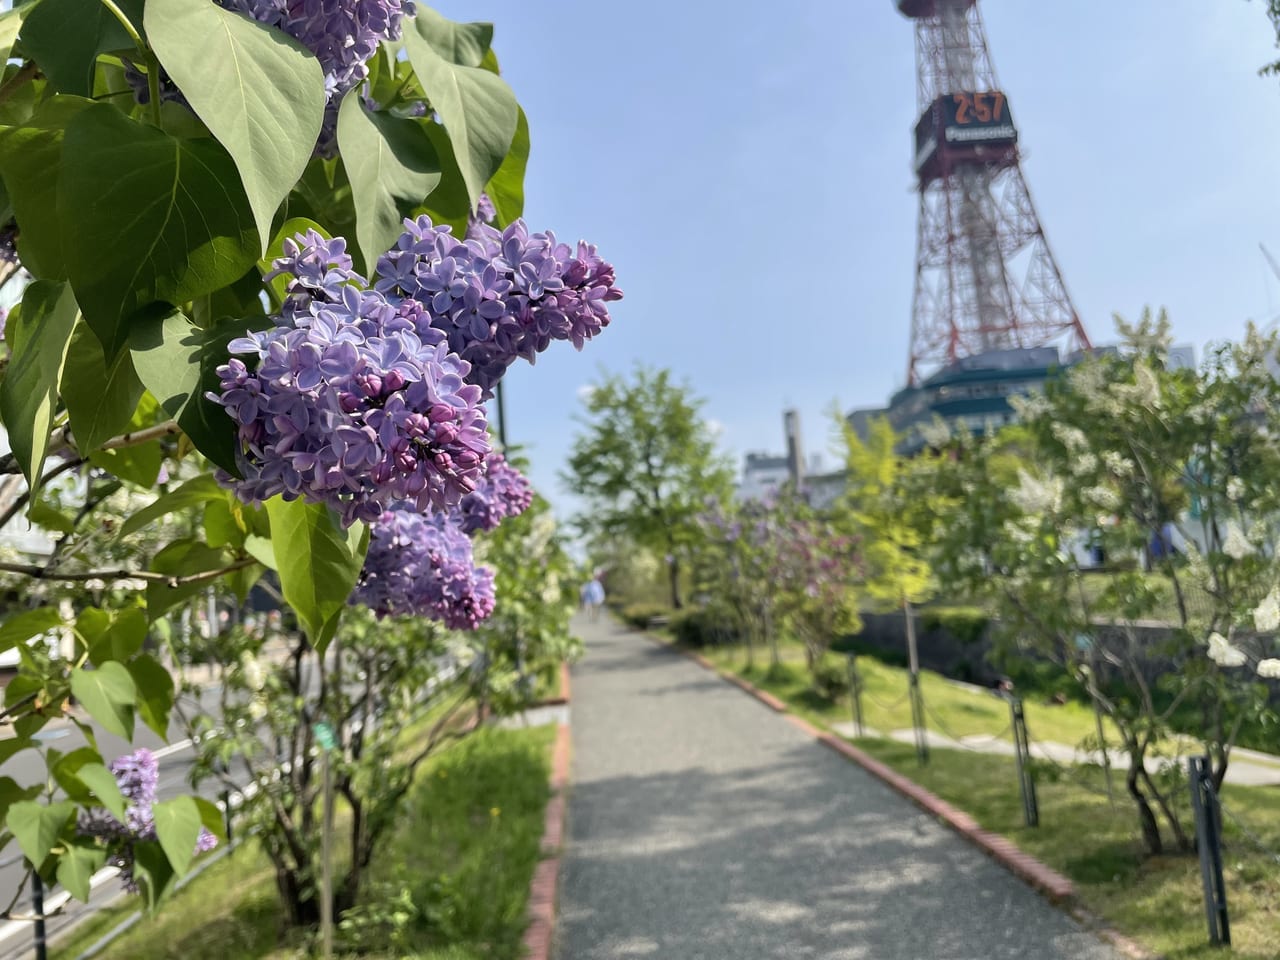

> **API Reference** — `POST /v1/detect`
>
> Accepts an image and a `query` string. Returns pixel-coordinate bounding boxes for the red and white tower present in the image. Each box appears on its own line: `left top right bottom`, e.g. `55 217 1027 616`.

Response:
898 0 1090 385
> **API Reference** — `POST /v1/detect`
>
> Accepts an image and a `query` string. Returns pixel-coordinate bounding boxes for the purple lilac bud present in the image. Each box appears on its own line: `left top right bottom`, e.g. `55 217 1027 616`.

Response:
455 453 533 535
353 506 496 629
211 239 491 526
375 215 623 397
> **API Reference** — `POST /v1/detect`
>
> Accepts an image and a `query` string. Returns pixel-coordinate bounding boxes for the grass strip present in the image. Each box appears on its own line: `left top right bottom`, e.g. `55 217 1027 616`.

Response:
52 724 556 960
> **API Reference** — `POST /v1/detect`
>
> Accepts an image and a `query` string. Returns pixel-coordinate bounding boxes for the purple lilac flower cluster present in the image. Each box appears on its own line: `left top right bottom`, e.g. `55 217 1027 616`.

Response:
455 453 533 535
375 214 623 397
219 0 411 153
77 749 217 893
211 232 491 527
353 506 495 629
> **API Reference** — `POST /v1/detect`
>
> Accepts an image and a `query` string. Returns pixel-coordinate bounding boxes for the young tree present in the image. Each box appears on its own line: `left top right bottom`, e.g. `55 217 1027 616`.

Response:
928 313 1280 854
837 415 941 756
563 366 733 609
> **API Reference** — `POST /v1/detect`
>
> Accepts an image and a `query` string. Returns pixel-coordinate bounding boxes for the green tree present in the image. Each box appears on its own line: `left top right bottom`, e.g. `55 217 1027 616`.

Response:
836 414 940 759
563 366 733 609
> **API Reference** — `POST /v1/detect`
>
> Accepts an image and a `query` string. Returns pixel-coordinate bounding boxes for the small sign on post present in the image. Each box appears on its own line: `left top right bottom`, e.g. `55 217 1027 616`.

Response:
314 722 337 960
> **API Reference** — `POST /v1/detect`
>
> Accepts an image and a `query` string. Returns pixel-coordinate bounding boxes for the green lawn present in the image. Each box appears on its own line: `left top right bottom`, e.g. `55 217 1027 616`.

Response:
702 636 1122 750
52 725 557 960
694 636 1280 960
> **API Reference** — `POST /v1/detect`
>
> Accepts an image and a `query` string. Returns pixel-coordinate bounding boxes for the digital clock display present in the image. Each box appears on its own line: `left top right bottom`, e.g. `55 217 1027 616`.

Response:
914 91 1017 176
942 91 1017 145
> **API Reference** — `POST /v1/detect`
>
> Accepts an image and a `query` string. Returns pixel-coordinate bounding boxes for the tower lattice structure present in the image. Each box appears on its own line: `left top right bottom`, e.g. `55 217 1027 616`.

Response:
898 0 1089 385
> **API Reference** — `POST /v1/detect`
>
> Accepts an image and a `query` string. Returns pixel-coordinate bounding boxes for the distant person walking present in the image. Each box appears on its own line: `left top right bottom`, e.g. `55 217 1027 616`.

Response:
581 577 605 621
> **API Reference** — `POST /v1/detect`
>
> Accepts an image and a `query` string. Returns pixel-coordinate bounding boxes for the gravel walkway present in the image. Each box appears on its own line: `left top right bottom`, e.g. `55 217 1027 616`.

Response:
556 615 1121 960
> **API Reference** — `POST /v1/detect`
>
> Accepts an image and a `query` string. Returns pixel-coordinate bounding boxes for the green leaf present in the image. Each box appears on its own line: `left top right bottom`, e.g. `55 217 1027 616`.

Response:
58 103 260 358
416 121 471 236
337 94 442 271
6 800 75 866
85 607 146 665
0 607 63 656
0 96 94 278
146 0 325 250
71 762 129 822
243 534 276 570
152 796 201 879
87 392 164 487
404 17 519 207
127 653 175 739
18 0 144 96
0 777 42 826
129 308 262 474
202 499 241 549
70 663 136 740
131 840 175 907
410 9 493 67
0 5 32 67
265 498 365 649
0 280 78 492
27 498 74 534
61 321 145 452
146 540 230 619
485 106 528 227
193 796 225 844
119 475 223 540
56 842 106 902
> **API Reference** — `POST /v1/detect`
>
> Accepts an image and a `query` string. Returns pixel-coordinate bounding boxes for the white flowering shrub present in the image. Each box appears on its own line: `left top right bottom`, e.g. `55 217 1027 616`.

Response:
926 310 1280 855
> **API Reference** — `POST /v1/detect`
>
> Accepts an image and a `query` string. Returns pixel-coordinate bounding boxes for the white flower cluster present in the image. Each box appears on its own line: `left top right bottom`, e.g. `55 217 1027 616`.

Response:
1102 451 1135 478
1226 476 1245 502
1010 469 1063 516
918 418 953 449
1083 485 1121 511
1070 453 1099 478
1051 423 1088 453
1008 392 1050 421
1254 588 1280 633
1207 632 1247 668
1257 658 1280 679
1221 522 1253 561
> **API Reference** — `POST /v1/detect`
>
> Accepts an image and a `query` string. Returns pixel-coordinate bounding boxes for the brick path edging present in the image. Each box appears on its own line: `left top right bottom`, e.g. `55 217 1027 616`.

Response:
521 712 572 960
639 629 1160 960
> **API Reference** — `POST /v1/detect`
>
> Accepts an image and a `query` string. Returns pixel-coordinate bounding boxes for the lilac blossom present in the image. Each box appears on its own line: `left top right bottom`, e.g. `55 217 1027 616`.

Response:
455 453 533 535
352 507 496 629
375 214 623 397
77 749 216 893
211 231 491 527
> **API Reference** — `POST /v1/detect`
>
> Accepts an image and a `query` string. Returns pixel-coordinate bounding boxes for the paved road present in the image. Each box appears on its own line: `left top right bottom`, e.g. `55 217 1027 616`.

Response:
557 616 1120 960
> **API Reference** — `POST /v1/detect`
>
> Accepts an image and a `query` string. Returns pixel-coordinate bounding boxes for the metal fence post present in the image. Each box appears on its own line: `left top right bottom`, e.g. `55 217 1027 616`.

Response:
31 870 47 960
908 672 928 766
846 653 865 737
1188 755 1231 946
1008 696 1039 828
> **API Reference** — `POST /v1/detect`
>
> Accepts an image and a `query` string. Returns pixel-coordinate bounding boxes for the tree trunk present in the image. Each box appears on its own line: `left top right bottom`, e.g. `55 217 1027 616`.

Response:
275 865 321 930
668 556 682 609
1126 764 1163 855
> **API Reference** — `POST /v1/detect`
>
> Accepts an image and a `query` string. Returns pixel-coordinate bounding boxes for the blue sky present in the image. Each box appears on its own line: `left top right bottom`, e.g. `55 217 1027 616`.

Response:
435 1 1280 517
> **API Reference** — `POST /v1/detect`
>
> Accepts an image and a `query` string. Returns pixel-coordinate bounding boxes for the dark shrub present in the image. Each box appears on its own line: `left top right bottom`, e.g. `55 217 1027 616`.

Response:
811 657 850 701
670 606 742 648
620 603 671 630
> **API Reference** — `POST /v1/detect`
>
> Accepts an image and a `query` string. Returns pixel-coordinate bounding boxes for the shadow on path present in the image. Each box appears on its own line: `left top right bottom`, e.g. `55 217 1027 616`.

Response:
557 616 1118 960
